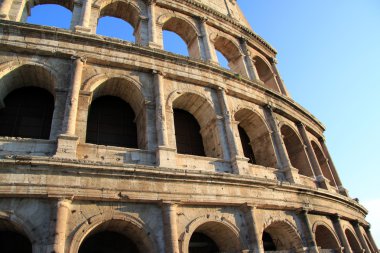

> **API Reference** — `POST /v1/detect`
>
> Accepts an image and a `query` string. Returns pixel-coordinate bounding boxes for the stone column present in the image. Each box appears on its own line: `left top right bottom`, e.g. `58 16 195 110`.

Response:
52 199 72 253
0 0 12 19
55 56 85 158
299 209 319 253
352 220 372 253
154 70 176 167
319 137 349 196
243 204 263 253
199 17 218 63
364 226 378 253
217 87 249 174
270 58 290 96
161 202 179 253
75 0 93 33
297 122 331 189
332 214 352 253
263 105 300 183
147 0 160 48
240 37 259 81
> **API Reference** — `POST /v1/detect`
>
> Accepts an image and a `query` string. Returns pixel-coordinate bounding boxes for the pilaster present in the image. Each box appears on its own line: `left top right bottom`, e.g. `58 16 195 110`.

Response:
332 214 352 253
52 199 72 253
299 209 319 253
0 0 12 20
240 37 259 81
199 17 218 63
270 57 290 96
161 202 180 253
352 220 372 253
75 0 93 33
242 204 264 253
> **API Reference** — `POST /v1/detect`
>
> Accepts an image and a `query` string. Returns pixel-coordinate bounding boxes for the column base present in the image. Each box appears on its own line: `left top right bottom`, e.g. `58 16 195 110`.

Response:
316 175 331 190
156 146 176 168
231 156 250 175
54 134 79 159
282 166 301 184
305 246 319 253
74 25 92 34
338 186 349 197
148 42 162 49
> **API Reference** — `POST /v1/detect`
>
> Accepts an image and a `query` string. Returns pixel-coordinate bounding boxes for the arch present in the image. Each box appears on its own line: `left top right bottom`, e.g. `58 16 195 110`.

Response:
280 124 314 177
344 228 362 253
234 108 277 167
30 0 74 10
0 212 35 253
253 56 280 92
26 3 73 29
169 90 223 158
84 76 147 149
262 219 304 252
159 14 201 59
69 213 158 253
363 233 376 253
180 215 245 253
96 0 142 43
313 222 341 252
212 35 246 76
311 140 337 186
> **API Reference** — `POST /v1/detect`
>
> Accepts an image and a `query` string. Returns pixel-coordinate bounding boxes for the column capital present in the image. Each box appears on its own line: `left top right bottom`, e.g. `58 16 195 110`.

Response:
147 0 157 5
71 55 87 64
318 136 326 142
152 69 165 76
270 57 278 64
57 199 72 210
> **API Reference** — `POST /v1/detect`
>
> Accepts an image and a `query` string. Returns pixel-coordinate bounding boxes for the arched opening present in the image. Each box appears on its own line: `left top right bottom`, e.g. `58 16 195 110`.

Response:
26 3 73 29
187 221 241 253
174 109 205 156
363 234 376 253
162 17 201 59
215 50 229 69
253 56 280 92
281 125 313 177
97 1 140 43
311 141 337 186
213 36 246 77
97 16 135 42
172 93 222 158
189 232 219 253
86 96 137 148
0 219 32 253
235 109 277 167
0 87 54 139
86 77 146 149
315 225 341 252
345 229 362 253
163 30 189 56
78 219 154 253
262 221 304 252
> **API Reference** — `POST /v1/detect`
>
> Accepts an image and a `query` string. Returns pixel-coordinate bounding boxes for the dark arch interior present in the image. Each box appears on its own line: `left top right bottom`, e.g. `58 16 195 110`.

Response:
0 231 32 253
315 225 340 250
0 87 54 139
345 229 362 253
238 125 256 164
189 232 219 253
79 231 140 253
262 231 277 251
86 96 138 148
174 109 205 156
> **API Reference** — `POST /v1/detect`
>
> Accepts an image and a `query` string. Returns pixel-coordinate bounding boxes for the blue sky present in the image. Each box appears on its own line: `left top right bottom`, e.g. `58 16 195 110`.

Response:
26 1 380 245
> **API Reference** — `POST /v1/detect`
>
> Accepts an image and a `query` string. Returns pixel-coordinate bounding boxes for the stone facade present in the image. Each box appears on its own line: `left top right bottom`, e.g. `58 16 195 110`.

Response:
0 0 378 253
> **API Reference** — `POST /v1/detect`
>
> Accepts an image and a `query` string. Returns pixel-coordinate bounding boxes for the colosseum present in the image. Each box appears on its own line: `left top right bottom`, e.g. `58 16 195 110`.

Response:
0 0 378 252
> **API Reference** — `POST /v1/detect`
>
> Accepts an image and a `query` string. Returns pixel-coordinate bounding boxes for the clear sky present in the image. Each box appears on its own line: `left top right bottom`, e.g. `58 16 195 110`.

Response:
26 0 380 245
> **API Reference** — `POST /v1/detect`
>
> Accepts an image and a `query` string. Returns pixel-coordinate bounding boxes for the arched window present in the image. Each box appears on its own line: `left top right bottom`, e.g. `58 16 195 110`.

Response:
238 125 256 164
235 109 277 168
97 16 135 42
213 36 246 77
79 231 140 253
345 229 362 253
0 220 32 253
96 1 141 43
281 125 314 177
216 49 229 69
163 30 189 56
189 232 219 253
26 4 72 29
311 141 337 186
315 225 341 251
262 221 304 252
0 87 54 139
253 56 280 92
161 17 201 59
86 96 138 148
174 109 205 156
